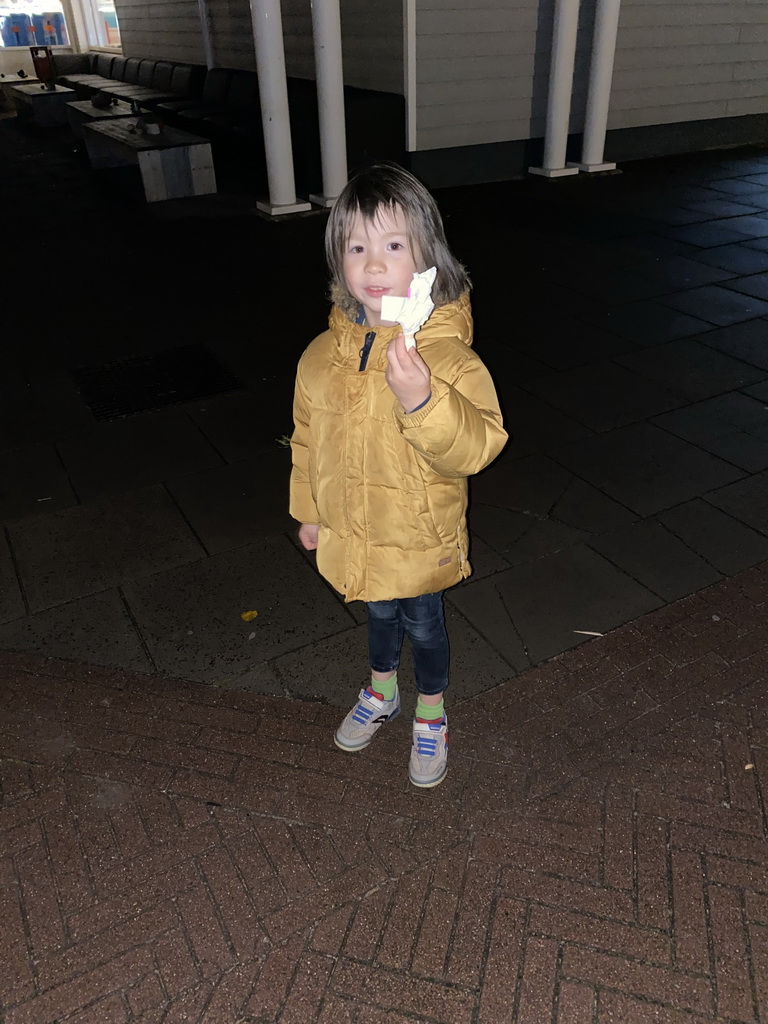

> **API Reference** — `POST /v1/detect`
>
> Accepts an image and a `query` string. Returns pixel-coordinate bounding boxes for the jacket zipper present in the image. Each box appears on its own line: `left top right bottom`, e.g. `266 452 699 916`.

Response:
358 331 375 371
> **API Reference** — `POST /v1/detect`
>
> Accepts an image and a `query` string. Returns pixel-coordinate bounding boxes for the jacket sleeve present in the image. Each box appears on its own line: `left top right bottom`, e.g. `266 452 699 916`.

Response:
393 356 507 478
289 360 320 524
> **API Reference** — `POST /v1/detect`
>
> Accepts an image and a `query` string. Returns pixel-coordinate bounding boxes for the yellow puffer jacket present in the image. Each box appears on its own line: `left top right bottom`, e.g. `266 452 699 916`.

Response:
290 293 507 602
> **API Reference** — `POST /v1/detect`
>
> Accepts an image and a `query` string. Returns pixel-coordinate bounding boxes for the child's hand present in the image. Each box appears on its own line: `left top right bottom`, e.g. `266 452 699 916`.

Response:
386 333 431 413
298 523 319 550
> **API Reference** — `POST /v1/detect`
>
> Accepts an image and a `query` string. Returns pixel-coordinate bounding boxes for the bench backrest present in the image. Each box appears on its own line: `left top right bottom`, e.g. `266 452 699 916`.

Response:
225 70 259 111
95 53 115 77
201 68 232 104
137 58 156 87
151 61 174 92
110 55 127 80
123 57 141 84
169 63 205 97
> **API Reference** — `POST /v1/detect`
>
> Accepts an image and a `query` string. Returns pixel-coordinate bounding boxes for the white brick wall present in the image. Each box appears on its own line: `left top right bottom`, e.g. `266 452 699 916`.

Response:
117 0 402 91
415 0 768 152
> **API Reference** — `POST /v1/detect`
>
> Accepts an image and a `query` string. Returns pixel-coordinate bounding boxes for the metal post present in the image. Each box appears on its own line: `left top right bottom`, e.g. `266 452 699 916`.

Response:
309 0 347 207
197 0 215 70
571 0 621 171
529 0 581 178
249 0 311 214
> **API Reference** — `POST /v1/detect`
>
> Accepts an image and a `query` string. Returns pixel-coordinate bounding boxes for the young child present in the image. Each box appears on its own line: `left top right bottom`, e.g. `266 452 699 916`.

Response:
290 162 507 788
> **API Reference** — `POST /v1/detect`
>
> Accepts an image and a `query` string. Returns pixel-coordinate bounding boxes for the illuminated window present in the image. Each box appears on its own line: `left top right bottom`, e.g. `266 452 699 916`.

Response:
0 0 70 46
97 0 119 46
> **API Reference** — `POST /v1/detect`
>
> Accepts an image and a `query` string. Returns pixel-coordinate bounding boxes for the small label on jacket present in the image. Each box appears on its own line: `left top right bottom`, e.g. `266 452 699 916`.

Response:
438 557 452 567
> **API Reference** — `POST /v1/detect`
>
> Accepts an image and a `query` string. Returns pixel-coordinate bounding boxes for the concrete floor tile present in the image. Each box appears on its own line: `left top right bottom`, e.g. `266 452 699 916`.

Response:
473 506 589 566
498 387 593 458
0 530 24 625
0 590 151 673
523 362 683 432
652 394 768 472
9 485 205 613
722 273 768 302
0 443 78 523
186 390 294 461
580 301 712 345
56 410 224 502
472 453 572 515
659 285 768 327
706 470 768 537
123 536 352 686
661 222 756 248
482 546 661 664
590 519 722 602
553 423 745 517
616 339 766 401
167 451 294 554
687 244 768 276
696 320 768 370
0 370 95 453
658 499 768 575
273 603 514 708
447 577 531 673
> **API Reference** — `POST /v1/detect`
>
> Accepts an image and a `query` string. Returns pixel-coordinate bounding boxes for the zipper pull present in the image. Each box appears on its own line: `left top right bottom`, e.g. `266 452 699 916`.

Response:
358 331 376 372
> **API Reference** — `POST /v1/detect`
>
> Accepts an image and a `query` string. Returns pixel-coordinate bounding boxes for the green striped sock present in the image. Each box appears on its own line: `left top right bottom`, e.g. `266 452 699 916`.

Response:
370 673 397 701
415 696 445 722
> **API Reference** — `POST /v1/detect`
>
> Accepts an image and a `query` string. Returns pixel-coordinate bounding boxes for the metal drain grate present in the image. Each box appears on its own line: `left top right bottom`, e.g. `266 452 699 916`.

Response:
72 345 242 420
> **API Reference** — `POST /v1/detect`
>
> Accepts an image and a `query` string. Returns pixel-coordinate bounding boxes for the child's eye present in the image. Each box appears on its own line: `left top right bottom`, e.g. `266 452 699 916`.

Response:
389 242 404 251
350 245 364 254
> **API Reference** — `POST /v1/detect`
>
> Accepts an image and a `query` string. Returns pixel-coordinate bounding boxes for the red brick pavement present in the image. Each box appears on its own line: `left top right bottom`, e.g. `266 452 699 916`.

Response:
2 564 768 1023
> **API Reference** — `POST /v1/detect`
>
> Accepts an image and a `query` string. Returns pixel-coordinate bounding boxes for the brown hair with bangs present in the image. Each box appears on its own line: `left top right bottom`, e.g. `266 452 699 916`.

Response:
325 161 470 319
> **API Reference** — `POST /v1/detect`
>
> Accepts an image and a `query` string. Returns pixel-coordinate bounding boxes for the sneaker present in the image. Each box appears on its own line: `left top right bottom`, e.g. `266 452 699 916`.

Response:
334 685 401 752
409 715 448 788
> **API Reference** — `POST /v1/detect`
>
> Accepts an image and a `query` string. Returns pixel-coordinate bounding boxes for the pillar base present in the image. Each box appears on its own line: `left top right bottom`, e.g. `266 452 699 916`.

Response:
255 197 313 216
309 192 338 208
568 160 617 173
528 165 580 178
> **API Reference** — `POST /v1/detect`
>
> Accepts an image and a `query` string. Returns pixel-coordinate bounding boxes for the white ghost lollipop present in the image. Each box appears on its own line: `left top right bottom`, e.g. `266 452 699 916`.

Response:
380 267 437 350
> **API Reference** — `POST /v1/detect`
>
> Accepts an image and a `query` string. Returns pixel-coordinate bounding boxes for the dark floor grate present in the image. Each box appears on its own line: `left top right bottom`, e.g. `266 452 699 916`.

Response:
72 345 242 420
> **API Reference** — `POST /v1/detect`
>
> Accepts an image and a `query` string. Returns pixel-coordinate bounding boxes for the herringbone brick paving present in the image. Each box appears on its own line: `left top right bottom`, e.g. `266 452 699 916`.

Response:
2 562 768 1023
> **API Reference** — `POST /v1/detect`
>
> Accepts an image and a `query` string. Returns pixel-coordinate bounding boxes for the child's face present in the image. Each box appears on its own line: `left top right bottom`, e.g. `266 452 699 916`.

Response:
343 206 419 326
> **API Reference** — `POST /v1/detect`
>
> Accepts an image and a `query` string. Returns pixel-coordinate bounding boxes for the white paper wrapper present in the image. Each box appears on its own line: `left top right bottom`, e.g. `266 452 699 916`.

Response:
379 266 437 350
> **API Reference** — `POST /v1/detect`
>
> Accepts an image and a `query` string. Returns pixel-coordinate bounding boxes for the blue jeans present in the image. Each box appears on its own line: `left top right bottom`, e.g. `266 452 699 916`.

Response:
366 592 449 696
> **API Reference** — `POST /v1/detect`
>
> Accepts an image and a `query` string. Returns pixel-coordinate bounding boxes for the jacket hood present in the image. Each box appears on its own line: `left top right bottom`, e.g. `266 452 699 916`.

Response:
328 291 473 357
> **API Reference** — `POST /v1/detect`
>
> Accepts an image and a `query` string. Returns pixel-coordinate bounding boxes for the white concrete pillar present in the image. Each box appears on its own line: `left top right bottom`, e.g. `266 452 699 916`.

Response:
249 0 311 214
309 0 347 207
529 0 581 178
197 0 215 70
572 0 621 171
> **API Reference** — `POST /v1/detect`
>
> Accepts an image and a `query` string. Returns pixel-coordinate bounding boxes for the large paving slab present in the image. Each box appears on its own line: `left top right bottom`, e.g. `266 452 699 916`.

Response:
0 530 24 625
659 284 768 326
56 409 224 502
588 517 722 602
657 498 768 575
166 450 294 554
0 443 78 522
0 589 151 673
450 544 662 664
272 602 514 709
615 338 766 401
695 319 768 369
706 469 768 535
552 421 746 517
8 485 205 613
522 360 683 432
652 393 768 472
122 536 352 685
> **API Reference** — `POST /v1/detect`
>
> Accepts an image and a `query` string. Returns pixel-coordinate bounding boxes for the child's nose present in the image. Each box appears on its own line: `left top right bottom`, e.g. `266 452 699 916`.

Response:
365 254 386 273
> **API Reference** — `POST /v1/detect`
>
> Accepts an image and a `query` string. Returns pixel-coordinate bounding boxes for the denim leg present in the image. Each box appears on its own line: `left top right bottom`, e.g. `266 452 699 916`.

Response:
398 592 449 696
367 599 404 674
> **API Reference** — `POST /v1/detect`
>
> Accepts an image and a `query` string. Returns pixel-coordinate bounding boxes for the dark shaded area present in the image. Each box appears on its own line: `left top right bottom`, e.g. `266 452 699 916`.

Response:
72 345 242 420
